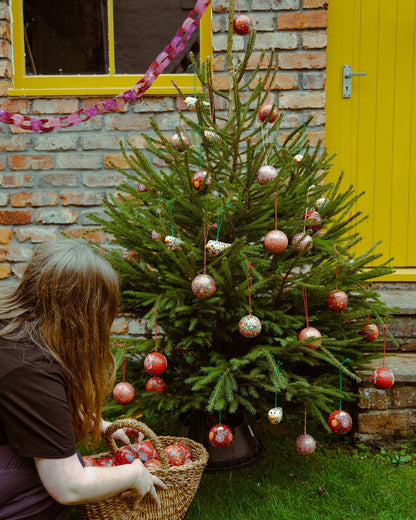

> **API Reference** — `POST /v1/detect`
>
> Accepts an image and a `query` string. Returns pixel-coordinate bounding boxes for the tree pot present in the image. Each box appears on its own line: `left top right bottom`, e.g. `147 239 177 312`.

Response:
179 411 263 471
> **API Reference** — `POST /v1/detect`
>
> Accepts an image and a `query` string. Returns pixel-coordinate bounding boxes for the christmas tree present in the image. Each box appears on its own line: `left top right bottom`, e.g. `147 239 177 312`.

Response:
91 1 396 436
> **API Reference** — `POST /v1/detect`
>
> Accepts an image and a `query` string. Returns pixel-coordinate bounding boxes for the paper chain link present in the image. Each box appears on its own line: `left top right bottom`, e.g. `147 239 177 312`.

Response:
0 0 211 133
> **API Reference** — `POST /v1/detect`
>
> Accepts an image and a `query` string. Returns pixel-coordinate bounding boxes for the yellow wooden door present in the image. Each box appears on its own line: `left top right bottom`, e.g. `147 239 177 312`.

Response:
326 0 416 281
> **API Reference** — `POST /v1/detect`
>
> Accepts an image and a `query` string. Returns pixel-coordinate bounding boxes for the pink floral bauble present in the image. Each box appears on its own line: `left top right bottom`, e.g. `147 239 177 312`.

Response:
294 433 316 455
256 165 278 185
238 314 262 338
298 326 322 349
113 381 135 404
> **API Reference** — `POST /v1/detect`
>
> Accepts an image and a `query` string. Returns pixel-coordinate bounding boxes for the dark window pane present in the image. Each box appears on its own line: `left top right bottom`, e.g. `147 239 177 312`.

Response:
114 0 200 74
23 0 108 75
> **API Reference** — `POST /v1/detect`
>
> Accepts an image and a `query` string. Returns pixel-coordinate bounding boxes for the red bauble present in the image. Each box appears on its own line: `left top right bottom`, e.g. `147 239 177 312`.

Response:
294 433 316 456
298 326 322 349
328 410 353 434
164 443 187 466
208 424 233 448
114 445 138 465
264 229 288 254
113 381 135 404
192 170 211 191
327 289 348 311
82 455 98 467
372 367 395 390
359 323 380 342
96 456 115 466
258 103 279 123
144 458 161 469
134 440 158 462
144 351 168 376
302 210 322 231
145 376 167 393
233 14 253 35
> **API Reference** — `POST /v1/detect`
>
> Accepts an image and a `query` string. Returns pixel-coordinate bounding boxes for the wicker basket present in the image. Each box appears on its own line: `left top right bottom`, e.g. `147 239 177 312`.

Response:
77 418 209 520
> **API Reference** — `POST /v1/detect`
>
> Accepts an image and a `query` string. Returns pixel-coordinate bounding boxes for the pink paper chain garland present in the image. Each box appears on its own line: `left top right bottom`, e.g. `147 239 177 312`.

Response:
0 0 211 133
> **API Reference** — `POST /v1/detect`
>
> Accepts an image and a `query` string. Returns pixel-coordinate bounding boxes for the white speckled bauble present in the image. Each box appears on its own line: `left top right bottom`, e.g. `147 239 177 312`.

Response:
291 232 313 253
238 314 262 338
170 132 190 152
268 407 283 425
256 165 278 185
258 103 279 123
191 274 216 299
315 197 329 211
264 230 288 254
298 326 322 349
294 154 304 163
206 240 231 256
113 382 135 404
327 289 348 311
164 235 183 251
294 433 316 455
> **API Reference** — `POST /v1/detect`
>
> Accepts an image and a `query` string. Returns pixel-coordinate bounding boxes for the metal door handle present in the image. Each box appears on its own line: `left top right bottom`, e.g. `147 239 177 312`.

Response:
343 65 367 98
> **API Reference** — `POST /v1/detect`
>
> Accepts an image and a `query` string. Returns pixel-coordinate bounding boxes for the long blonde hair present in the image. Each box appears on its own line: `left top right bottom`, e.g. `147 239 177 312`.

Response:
0 239 119 447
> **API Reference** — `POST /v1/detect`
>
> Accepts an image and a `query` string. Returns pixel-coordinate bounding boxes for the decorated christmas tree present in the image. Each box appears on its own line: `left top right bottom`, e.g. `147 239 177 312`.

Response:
91 1 396 449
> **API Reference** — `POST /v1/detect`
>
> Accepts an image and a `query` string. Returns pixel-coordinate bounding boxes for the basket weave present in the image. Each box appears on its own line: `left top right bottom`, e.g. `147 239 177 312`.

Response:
77 418 209 520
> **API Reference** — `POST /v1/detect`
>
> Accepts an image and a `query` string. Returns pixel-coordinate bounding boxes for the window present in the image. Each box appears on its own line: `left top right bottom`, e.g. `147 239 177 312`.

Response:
10 0 212 96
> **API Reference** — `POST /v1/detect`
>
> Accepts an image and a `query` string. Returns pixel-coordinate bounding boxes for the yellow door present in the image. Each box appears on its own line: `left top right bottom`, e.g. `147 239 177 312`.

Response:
326 0 416 281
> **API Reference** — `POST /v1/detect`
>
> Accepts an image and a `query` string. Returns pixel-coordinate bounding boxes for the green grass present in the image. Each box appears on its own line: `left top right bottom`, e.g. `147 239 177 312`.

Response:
71 422 416 520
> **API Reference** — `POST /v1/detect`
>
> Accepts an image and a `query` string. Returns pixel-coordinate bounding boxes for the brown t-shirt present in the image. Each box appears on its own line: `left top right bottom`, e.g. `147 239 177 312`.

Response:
0 329 76 459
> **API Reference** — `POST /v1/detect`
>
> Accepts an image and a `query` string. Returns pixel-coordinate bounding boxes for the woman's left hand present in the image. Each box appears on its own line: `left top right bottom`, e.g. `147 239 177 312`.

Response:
101 420 144 445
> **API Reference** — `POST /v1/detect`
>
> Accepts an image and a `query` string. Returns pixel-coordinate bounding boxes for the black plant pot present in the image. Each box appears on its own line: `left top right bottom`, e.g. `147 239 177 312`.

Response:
179 411 263 471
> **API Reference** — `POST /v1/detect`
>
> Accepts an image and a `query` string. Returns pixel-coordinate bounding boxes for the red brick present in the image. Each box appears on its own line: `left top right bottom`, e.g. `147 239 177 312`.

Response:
278 51 326 70
111 317 129 335
60 191 103 206
301 30 328 49
0 245 33 262
0 61 12 79
41 173 78 187
358 409 416 434
0 136 30 152
0 173 33 187
0 4 11 22
0 210 32 225
249 72 298 90
303 0 328 8
0 79 12 96
0 227 12 244
0 21 11 40
213 75 230 91
11 263 28 278
212 55 226 72
11 191 58 207
277 11 328 30
32 99 79 115
81 97 126 113
83 172 125 188
0 263 10 279
65 228 106 243
279 91 326 109
15 227 60 243
9 155 54 171
105 115 152 132
0 99 30 114
0 40 10 59
105 154 131 170
301 72 326 89
35 208 78 224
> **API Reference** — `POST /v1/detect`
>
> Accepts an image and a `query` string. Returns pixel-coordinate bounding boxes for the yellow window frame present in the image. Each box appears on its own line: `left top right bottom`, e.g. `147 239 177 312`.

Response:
9 0 212 96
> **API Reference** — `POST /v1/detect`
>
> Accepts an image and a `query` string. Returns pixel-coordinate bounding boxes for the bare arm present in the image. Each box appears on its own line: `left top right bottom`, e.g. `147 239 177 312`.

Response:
35 453 166 506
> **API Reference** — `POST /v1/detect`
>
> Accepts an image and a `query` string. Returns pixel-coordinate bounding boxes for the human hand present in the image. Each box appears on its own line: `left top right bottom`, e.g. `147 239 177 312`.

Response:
101 420 144 445
123 459 167 506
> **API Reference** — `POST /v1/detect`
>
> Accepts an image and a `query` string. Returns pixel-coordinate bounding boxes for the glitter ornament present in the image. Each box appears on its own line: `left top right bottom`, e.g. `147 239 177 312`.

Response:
298 326 322 349
192 170 212 191
170 132 190 152
294 154 303 163
264 229 288 254
113 381 135 404
327 289 349 311
258 103 279 123
209 424 233 448
256 164 278 185
359 323 380 342
144 351 168 376
191 274 216 299
145 376 167 393
114 445 138 465
328 409 353 434
233 13 253 35
164 443 187 466
291 232 313 253
372 367 395 390
315 197 329 211
144 458 161 469
204 129 222 144
302 210 322 231
238 314 262 338
165 235 183 251
206 239 231 256
294 433 316 456
268 407 283 425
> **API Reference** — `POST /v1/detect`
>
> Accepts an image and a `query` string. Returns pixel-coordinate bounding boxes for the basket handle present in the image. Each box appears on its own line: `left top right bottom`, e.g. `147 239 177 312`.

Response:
103 418 170 469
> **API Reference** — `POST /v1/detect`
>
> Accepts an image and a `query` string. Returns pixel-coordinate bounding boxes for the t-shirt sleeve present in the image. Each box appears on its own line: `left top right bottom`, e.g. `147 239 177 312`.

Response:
0 363 77 459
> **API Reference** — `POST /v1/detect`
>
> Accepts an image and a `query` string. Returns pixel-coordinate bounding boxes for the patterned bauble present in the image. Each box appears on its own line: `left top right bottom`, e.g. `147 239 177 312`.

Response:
268 407 283 425
359 323 380 342
134 440 158 462
327 289 349 311
209 424 233 448
171 132 190 152
114 445 138 465
264 230 289 254
145 376 167 393
206 240 231 256
315 197 329 211
314 228 326 238
372 367 395 390
291 232 313 253
302 210 322 231
96 456 116 466
233 14 253 35
144 458 161 469
113 381 135 404
123 251 140 262
294 433 316 455
82 456 99 467
298 326 322 349
258 103 279 123
191 274 216 299
204 129 222 144
144 351 168 376
239 314 262 338
256 165 278 185
164 235 183 251
184 96 197 110
164 443 187 466
294 154 304 163
328 410 353 434
192 170 212 191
